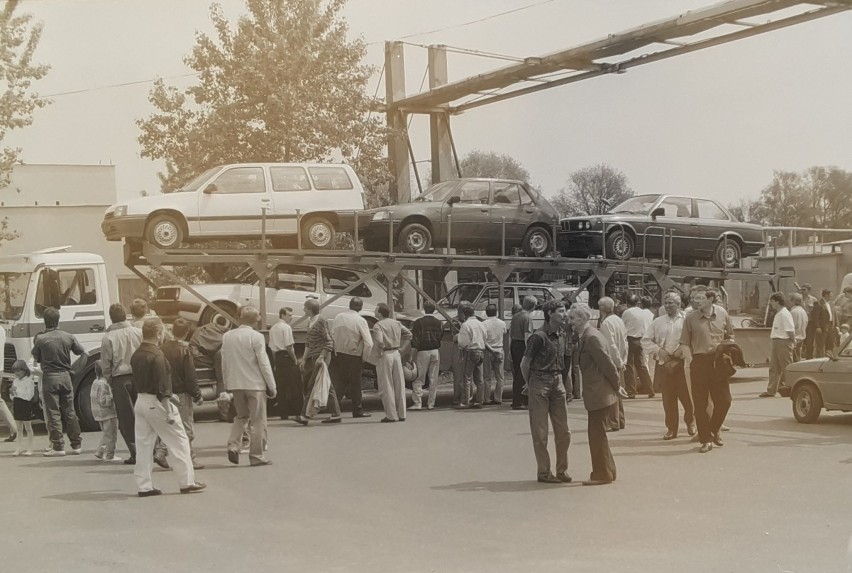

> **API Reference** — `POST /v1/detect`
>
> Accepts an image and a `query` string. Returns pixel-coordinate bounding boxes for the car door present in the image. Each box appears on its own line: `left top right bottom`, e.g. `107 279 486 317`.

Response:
33 266 106 352
816 343 852 406
443 180 492 246
268 165 312 235
490 182 529 247
694 198 734 259
197 166 271 237
648 196 699 258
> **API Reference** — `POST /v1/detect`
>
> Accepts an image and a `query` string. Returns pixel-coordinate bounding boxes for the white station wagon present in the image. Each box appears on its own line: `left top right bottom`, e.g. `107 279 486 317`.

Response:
102 163 365 249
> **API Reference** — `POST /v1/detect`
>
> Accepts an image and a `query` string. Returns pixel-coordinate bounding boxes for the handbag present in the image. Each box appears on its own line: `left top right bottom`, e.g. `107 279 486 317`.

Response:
306 362 331 417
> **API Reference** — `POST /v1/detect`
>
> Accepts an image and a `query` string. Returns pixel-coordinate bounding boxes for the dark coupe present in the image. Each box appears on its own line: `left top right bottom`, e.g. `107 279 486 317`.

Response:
557 194 764 267
359 178 560 256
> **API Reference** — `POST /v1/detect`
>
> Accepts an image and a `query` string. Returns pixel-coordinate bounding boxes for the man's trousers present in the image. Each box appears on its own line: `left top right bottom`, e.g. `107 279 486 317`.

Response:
133 394 195 492
42 371 81 451
690 353 731 444
625 336 653 397
377 350 406 421
588 406 617 482
483 348 505 404
227 390 267 462
415 349 440 409
510 340 528 407
767 338 794 395
331 352 365 414
527 373 571 476
109 374 137 458
657 361 694 433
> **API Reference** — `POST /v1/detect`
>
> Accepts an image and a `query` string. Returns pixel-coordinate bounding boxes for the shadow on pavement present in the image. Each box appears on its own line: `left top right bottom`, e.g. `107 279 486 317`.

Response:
44 490 137 502
433 480 582 493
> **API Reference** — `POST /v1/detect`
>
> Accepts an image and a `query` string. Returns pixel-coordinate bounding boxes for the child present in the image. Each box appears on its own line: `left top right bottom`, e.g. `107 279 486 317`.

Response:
90 361 122 462
10 360 37 456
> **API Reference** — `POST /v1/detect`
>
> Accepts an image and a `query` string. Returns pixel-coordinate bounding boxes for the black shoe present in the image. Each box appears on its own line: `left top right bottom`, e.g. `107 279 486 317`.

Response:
321 417 342 424
124 457 136 465
138 488 162 498
556 473 572 483
511 405 526 411
399 417 406 422
713 434 724 447
663 431 677 440
353 411 372 418
4 433 16 443
227 449 239 465
699 443 713 454
380 417 396 423
294 417 309 426
179 482 207 494
537 473 561 484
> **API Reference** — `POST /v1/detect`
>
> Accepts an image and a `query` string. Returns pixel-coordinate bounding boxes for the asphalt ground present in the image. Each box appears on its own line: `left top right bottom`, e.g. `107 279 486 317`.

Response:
1 368 851 573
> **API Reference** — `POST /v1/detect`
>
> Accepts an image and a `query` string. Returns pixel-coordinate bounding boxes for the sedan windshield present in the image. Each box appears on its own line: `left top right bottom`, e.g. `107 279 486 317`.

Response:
414 181 457 203
0 272 31 321
610 194 661 214
174 166 221 193
439 284 483 308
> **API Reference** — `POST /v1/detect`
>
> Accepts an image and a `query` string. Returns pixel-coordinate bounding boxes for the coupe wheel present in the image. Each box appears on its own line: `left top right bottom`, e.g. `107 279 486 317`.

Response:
522 227 552 257
301 217 336 249
792 383 822 424
605 231 635 260
398 223 432 254
146 214 184 249
713 238 742 268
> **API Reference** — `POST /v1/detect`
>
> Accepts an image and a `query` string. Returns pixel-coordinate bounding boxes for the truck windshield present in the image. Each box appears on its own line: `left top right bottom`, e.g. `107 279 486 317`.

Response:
0 272 31 321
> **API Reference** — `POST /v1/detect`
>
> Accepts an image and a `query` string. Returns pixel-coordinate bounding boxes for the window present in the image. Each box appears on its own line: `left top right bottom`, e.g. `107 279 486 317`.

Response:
440 284 483 308
210 167 266 194
322 268 372 298
270 167 311 192
473 287 513 312
518 286 554 307
273 265 317 292
696 199 729 221
457 181 490 204
308 166 353 190
519 187 534 205
34 268 97 317
492 183 521 205
658 197 693 218
0 272 31 321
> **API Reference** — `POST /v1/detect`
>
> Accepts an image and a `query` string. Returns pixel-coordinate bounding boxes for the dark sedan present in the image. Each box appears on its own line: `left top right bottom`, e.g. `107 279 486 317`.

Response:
557 194 764 267
359 178 560 256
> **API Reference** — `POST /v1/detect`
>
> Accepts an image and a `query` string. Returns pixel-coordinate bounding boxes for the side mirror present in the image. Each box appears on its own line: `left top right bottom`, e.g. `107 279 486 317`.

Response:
447 196 460 205
651 207 665 220
203 184 218 195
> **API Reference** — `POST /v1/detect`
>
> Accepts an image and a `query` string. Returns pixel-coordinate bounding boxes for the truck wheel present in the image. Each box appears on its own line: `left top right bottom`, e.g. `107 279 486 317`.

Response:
200 302 237 327
146 214 184 249
792 383 822 424
301 217 336 249
74 372 99 432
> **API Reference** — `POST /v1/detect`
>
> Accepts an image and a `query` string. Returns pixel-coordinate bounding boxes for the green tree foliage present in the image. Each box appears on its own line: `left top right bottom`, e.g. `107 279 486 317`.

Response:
0 0 50 248
137 0 390 201
551 164 633 217
459 150 532 182
756 167 852 231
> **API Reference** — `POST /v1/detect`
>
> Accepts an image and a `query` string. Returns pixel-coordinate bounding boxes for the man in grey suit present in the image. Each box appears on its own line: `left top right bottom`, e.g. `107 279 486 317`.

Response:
570 305 622 486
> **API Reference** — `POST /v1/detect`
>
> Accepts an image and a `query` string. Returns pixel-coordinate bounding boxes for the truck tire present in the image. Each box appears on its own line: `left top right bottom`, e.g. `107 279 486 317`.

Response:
200 302 237 327
74 371 99 432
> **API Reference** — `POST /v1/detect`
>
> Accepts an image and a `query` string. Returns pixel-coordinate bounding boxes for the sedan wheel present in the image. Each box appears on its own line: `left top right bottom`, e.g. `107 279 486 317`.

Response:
792 383 823 424
605 231 634 260
522 227 552 257
399 223 432 254
714 238 742 268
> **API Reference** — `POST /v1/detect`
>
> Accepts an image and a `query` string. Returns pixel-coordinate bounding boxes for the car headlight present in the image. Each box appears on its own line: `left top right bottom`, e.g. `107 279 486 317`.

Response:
114 205 128 217
371 211 390 221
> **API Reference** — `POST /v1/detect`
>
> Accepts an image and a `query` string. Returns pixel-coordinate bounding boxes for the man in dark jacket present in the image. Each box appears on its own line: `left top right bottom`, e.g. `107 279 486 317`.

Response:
411 301 444 410
811 289 837 358
190 317 228 421
570 305 622 486
161 318 204 470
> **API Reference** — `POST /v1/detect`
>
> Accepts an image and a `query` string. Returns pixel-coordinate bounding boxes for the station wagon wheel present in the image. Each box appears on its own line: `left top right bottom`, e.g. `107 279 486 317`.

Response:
522 227 552 257
146 214 184 249
605 231 634 260
301 217 335 249
792 383 822 424
399 223 432 254
713 238 742 269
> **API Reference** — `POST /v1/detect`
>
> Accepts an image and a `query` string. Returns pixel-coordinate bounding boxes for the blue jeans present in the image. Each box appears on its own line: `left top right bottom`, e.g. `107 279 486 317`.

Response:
42 371 81 450
527 372 571 476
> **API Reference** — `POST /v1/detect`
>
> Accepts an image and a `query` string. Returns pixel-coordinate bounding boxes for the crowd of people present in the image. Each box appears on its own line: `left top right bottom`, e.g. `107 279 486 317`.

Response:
7 280 843 492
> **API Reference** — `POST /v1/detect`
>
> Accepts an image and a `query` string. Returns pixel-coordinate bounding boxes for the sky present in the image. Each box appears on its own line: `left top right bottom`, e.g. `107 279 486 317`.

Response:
5 0 852 207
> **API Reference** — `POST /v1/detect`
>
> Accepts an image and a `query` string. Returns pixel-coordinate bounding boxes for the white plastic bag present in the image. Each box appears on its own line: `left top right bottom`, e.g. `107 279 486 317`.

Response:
306 361 331 418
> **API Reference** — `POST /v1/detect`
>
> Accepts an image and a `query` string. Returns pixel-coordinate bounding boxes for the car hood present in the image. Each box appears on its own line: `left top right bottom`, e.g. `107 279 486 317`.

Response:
786 358 828 373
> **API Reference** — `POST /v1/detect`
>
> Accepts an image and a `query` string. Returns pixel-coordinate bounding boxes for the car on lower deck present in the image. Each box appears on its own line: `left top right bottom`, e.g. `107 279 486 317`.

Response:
434 282 563 329
557 194 764 268
359 178 559 257
784 336 852 423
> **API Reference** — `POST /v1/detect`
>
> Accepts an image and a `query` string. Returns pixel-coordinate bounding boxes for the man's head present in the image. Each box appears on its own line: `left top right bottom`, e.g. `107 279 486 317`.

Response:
690 286 716 312
142 317 164 344
303 298 320 317
790 292 803 306
485 303 497 318
542 299 566 327
844 286 852 298
108 303 127 325
130 298 148 320
172 318 190 340
461 303 475 320
511 303 522 315
627 294 639 307
800 283 812 295
663 292 681 317
598 296 615 315
43 306 60 329
640 296 653 310
822 288 833 300
769 292 787 311
423 300 436 315
279 306 293 323
349 297 364 312
239 306 260 327
568 305 591 331
521 295 537 312
376 302 391 319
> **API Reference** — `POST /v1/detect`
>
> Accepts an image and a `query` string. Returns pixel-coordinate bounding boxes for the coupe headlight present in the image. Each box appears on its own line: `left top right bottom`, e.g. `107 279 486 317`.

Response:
114 205 128 217
371 211 390 221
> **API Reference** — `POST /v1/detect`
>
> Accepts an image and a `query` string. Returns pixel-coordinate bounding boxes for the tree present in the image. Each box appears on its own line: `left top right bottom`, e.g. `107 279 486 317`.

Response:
137 0 389 202
726 198 765 224
551 164 633 217
459 150 532 182
0 0 50 248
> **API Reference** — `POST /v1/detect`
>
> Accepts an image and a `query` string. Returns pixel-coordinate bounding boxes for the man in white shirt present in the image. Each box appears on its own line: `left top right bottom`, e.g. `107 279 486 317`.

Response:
330 298 374 418
482 304 509 405
643 292 695 439
222 306 276 466
761 292 796 398
789 293 809 362
269 307 300 419
621 295 654 398
458 303 487 408
598 297 627 431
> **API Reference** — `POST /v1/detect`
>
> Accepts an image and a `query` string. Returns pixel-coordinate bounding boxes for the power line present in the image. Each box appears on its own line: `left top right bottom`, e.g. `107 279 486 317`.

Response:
43 73 198 98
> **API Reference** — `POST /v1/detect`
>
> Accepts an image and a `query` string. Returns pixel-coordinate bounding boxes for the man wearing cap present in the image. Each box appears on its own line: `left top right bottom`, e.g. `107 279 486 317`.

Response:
812 288 837 358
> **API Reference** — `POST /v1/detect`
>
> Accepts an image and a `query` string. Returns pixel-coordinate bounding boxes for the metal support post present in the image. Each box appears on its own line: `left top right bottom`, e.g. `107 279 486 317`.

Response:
427 45 456 184
385 41 412 204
